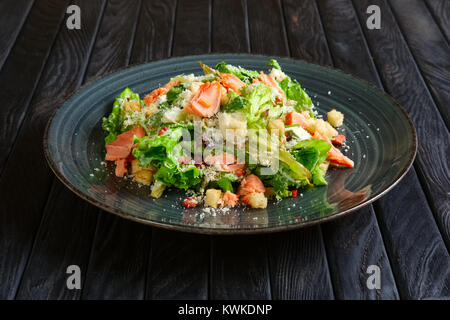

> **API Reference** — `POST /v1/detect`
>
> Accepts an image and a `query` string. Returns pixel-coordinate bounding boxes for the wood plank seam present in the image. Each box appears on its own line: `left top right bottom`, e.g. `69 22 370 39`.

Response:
0 0 70 180
312 0 397 298
351 0 450 253
0 0 35 73
386 0 450 131
422 0 450 48
10 0 107 300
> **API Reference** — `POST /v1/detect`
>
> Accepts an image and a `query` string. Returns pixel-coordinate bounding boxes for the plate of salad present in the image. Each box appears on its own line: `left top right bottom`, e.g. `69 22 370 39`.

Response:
44 54 417 234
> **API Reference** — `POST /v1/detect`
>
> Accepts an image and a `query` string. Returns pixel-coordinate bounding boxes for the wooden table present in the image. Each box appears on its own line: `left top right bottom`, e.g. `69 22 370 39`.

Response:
0 0 449 300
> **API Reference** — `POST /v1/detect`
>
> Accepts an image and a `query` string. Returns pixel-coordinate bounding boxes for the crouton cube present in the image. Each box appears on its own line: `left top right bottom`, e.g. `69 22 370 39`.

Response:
268 119 285 136
327 109 344 127
307 119 338 140
123 100 141 113
205 189 222 208
248 192 268 209
131 159 142 175
134 170 153 185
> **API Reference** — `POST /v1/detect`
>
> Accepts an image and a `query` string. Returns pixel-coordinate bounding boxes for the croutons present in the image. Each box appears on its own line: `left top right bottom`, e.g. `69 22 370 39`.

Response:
134 170 153 185
327 109 344 127
123 100 141 113
307 118 338 140
205 189 222 208
268 119 285 136
131 159 155 185
247 192 268 209
161 107 186 123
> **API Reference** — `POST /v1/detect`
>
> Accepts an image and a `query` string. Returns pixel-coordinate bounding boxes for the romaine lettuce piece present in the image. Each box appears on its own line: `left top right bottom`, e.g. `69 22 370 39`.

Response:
102 87 140 145
215 61 260 83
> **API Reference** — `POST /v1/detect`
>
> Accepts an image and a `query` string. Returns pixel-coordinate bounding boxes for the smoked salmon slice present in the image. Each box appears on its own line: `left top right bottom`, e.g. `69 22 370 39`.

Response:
204 154 246 175
105 126 145 161
256 72 285 101
115 159 128 177
218 72 245 94
221 191 239 207
184 81 222 117
143 80 181 105
238 174 265 197
312 131 354 168
285 111 310 129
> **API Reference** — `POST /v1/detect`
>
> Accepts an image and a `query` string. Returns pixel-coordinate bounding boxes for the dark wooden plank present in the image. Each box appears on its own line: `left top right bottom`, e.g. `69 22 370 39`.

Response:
0 0 68 175
172 0 211 56
247 0 334 300
211 0 249 53
73 0 156 300
143 0 211 300
0 0 71 300
389 0 450 128
0 0 34 71
374 170 450 299
9 0 106 300
352 0 450 298
269 228 334 299
247 0 289 56
130 0 177 63
282 0 331 66
209 0 271 300
211 236 271 299
15 181 99 300
424 0 450 44
353 0 450 251
146 229 210 299
314 0 398 299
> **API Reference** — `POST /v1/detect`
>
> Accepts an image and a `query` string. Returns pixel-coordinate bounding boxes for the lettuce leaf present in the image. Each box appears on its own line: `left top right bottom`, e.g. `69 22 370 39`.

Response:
241 82 273 129
279 77 313 113
266 59 281 70
222 91 248 113
132 126 201 189
102 87 140 145
215 61 259 83
166 84 185 104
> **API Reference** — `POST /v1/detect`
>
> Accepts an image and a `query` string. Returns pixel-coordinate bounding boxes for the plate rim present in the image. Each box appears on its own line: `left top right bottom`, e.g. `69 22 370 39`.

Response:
43 53 418 235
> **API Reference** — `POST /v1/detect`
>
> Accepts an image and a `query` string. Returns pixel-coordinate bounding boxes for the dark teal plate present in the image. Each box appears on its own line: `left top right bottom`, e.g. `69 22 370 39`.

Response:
44 54 417 234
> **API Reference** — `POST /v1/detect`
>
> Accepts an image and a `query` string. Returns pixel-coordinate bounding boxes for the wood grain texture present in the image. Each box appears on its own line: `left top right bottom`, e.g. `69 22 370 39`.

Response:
424 0 450 45
209 0 270 300
130 0 177 63
282 0 331 66
352 0 450 251
0 0 68 175
81 213 151 300
373 169 450 299
389 0 450 128
172 0 211 56
269 228 334 299
247 0 289 56
142 0 211 300
247 0 334 300
0 0 76 300
212 0 249 53
0 0 34 71
314 0 398 300
72 0 155 300
7 0 106 300
15 181 99 300
146 229 210 299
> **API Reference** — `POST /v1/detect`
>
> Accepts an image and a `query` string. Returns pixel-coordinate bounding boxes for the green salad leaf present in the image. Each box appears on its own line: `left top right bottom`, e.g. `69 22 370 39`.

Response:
102 87 140 145
279 77 313 113
215 61 260 83
266 59 281 70
166 84 185 104
132 126 201 189
222 91 249 113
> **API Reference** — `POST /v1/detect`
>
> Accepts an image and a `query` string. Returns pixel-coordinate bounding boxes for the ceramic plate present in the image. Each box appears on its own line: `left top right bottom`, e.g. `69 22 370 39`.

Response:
44 54 417 234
